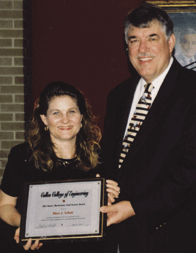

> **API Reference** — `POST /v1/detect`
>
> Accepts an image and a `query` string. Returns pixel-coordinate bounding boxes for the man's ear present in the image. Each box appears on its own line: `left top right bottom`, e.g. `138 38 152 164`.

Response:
168 33 176 55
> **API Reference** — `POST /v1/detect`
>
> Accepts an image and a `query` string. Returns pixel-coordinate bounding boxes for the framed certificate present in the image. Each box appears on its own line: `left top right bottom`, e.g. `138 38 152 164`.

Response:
20 178 106 243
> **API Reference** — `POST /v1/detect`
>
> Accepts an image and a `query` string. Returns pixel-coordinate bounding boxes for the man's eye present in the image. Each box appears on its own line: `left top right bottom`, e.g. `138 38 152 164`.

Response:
149 36 158 42
130 39 138 44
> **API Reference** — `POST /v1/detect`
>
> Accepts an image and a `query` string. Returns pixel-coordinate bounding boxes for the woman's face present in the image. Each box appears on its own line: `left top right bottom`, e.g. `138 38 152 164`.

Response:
40 95 83 145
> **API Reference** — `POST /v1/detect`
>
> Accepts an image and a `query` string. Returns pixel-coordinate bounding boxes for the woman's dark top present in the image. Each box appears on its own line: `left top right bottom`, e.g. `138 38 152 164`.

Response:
0 142 104 253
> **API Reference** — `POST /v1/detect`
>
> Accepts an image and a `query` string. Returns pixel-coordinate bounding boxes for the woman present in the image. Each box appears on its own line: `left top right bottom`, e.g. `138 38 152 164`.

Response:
0 82 119 252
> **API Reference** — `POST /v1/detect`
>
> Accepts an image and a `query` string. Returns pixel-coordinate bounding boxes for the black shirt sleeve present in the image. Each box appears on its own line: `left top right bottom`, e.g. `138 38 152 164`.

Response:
1 143 28 197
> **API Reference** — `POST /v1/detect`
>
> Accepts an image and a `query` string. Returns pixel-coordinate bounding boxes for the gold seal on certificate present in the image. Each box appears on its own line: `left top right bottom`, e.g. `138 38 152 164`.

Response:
20 178 106 242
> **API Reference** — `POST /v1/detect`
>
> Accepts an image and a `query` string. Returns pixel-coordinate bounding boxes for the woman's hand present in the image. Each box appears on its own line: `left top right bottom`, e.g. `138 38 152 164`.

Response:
106 180 120 205
14 227 43 250
96 175 120 205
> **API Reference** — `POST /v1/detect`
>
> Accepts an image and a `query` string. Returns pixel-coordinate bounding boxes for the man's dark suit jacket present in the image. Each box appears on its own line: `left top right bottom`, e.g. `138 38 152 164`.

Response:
101 59 196 253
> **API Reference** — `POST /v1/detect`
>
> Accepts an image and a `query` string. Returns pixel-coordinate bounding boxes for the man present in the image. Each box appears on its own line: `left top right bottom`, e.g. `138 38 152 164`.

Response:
100 3 196 253
176 28 196 70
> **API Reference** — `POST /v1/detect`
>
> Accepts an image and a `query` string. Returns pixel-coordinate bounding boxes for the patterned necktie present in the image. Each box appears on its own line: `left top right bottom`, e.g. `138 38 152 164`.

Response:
118 83 154 169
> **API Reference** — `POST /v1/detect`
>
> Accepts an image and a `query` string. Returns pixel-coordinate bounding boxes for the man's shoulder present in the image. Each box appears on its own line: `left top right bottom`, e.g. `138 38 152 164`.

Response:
172 59 196 86
177 64 196 85
108 76 139 98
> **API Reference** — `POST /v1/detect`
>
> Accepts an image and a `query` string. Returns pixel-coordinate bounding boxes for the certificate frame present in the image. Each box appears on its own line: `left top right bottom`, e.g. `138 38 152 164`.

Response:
20 178 106 243
146 1 196 70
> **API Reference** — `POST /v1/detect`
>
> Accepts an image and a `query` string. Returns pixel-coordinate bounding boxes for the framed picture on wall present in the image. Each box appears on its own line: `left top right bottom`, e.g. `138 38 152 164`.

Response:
146 1 196 70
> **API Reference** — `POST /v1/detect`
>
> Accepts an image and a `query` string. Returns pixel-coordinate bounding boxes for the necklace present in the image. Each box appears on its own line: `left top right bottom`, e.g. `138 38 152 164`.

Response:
57 157 77 167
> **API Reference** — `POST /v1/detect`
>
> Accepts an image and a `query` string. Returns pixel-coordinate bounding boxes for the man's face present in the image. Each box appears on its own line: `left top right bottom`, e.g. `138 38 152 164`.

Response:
127 20 175 83
180 34 196 58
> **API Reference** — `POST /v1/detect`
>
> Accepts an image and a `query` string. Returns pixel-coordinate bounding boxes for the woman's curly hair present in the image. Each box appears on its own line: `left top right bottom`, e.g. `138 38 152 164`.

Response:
27 81 101 172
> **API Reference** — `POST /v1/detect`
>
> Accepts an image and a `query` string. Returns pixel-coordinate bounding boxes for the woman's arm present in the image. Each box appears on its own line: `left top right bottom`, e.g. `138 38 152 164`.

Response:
0 189 20 227
0 189 43 250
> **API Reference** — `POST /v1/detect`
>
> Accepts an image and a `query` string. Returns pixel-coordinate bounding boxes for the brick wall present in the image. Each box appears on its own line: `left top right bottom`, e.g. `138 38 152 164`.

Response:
0 0 32 182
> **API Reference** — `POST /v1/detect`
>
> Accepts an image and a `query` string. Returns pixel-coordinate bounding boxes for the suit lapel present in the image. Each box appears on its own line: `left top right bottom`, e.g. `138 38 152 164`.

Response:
118 59 181 173
118 78 139 144
113 77 139 166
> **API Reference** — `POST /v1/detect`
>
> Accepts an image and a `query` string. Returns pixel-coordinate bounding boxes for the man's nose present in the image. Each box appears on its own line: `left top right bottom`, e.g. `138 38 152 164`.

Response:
138 40 148 53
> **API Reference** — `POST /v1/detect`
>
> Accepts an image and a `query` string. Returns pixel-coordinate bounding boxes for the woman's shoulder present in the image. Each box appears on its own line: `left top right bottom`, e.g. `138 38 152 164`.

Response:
9 142 32 160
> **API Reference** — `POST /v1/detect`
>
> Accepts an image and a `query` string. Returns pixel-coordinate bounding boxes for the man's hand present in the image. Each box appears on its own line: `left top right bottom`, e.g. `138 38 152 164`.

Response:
100 201 135 226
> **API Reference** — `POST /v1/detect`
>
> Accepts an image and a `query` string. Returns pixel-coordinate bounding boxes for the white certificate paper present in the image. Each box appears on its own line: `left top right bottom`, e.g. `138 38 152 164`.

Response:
20 179 105 241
